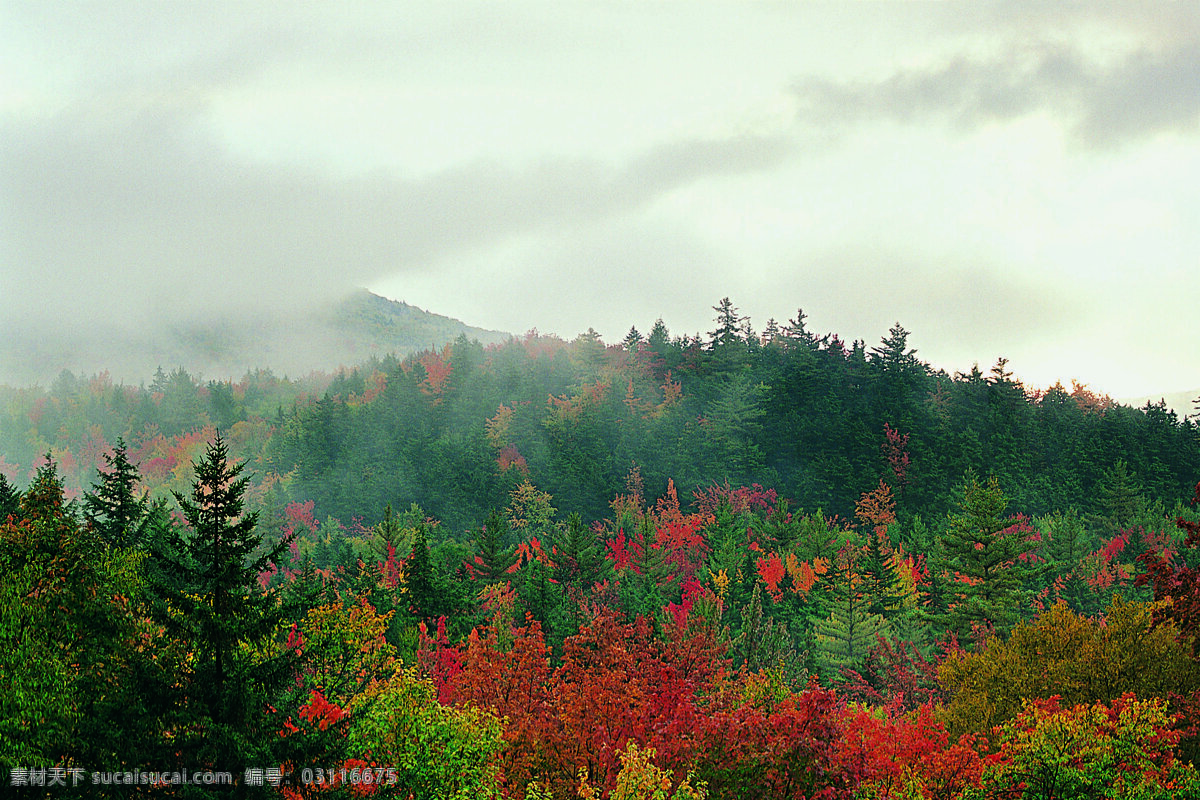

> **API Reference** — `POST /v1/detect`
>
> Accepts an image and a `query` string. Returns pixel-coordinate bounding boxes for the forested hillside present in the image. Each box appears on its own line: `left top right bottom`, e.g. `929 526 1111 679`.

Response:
4 301 1196 530
4 300 1200 797
0 289 509 388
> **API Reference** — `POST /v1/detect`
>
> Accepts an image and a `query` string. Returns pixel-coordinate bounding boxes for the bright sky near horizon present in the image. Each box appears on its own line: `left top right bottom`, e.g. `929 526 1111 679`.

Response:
2 2 1198 400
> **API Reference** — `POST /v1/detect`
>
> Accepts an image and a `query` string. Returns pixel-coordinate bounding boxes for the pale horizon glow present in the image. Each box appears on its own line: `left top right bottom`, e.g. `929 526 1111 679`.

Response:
3 3 1198 403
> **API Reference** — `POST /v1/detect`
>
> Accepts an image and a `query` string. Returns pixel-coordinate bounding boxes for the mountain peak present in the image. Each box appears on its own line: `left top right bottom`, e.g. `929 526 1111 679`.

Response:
0 289 511 386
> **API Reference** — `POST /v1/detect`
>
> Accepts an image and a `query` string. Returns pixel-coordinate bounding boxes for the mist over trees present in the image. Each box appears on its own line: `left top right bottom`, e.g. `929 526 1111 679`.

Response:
4 298 1193 534
3 298 1200 796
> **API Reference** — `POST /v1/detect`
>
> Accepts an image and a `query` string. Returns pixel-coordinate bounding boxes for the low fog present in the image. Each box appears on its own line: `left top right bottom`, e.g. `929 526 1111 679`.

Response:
3 3 1199 398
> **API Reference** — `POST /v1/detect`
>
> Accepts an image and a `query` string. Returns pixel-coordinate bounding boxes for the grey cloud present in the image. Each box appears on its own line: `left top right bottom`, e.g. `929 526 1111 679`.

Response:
1075 45 1200 145
1 90 792 334
791 39 1200 147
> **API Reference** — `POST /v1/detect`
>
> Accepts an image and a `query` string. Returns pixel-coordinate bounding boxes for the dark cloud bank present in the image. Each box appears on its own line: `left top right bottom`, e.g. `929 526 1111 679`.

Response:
791 38 1200 147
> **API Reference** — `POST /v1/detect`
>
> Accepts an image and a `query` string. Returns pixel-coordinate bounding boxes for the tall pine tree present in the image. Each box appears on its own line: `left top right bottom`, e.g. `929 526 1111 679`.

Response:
0 473 19 522
813 542 889 678
936 472 1036 643
402 521 439 622
83 437 150 548
472 509 518 586
154 433 294 776
554 512 610 592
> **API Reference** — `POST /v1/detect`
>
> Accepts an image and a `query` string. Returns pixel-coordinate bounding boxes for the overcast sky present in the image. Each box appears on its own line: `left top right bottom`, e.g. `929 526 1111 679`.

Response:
3 2 1198 400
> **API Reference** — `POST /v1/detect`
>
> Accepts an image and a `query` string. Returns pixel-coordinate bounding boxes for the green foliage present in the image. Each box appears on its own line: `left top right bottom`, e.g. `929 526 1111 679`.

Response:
474 508 518 585
578 741 707 800
936 472 1037 641
1039 508 1102 614
402 522 439 622
0 473 19 521
369 502 409 560
152 433 295 772
83 437 151 548
347 668 505 799
0 460 166 776
733 583 800 676
292 599 398 705
1091 459 1150 538
812 544 891 679
5 302 1198 544
3 301 1200 798
555 511 610 592
967 694 1200 800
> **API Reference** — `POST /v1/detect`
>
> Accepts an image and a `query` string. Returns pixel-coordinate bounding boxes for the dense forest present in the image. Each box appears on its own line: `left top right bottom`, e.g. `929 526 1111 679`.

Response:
4 300 1200 797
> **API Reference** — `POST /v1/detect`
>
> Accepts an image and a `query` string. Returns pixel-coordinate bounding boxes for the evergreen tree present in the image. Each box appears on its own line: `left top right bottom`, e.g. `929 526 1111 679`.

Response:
370 502 407 560
281 550 327 618
515 556 567 648
733 583 799 676
782 308 817 349
554 512 610 591
708 296 748 351
813 543 889 679
759 499 799 553
472 509 518 585
761 318 781 347
83 437 150 548
625 516 677 620
936 472 1036 642
622 325 643 352
0 473 19 522
1090 459 1148 538
868 322 927 428
0 459 161 776
20 455 80 523
207 379 245 430
647 318 671 350
642 317 678 379
154 434 294 776
706 505 753 611
1040 508 1100 614
403 522 439 622
860 529 905 618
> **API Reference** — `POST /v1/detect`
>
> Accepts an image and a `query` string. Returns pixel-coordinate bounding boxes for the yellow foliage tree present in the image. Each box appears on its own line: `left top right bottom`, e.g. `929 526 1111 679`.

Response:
578 741 706 800
939 598 1200 738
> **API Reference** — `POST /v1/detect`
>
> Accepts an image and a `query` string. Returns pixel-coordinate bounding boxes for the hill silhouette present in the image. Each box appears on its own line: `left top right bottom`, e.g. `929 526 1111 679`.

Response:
1 289 510 386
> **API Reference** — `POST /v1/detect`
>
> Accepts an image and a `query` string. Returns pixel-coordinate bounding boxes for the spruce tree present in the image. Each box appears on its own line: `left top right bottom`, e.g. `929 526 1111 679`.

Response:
472 509 518 585
708 297 747 350
860 530 905 618
1090 459 1148 538
554 512 610 591
0 473 20 522
1041 508 1100 614
403 522 439 622
625 516 677 621
734 583 799 675
813 543 889 678
83 437 149 548
2 460 164 776
20 455 81 524
154 433 294 776
515 556 566 646
936 472 1036 642
371 503 409 560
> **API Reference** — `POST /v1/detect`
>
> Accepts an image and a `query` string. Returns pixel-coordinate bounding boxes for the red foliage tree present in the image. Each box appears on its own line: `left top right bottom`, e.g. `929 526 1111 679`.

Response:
697 678 855 800
1137 481 1200 656
881 422 910 490
1137 481 1200 752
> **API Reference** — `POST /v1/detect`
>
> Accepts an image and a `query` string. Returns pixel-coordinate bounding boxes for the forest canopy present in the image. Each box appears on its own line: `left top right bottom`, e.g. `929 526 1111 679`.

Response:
3 302 1195 533
3 300 1199 798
